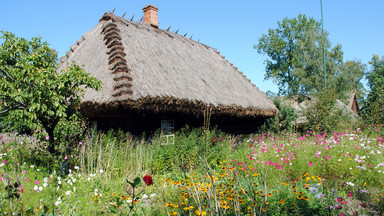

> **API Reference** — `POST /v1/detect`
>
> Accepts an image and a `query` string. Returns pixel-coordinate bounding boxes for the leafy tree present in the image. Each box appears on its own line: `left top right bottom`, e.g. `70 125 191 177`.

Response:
0 31 101 154
363 55 384 124
255 14 365 99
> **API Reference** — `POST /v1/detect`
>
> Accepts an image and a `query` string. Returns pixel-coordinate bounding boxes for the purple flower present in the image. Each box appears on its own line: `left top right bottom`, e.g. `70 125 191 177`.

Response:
316 192 326 198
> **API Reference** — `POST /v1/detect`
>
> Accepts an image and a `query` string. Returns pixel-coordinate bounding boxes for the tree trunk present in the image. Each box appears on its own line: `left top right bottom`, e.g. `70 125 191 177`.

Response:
47 128 56 154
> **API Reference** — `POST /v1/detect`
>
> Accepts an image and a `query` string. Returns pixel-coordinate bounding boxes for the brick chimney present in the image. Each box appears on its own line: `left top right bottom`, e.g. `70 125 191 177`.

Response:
142 4 159 28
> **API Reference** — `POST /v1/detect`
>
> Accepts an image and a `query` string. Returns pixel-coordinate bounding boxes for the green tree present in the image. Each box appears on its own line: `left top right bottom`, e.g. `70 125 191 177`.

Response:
255 14 364 99
363 55 384 124
0 31 101 154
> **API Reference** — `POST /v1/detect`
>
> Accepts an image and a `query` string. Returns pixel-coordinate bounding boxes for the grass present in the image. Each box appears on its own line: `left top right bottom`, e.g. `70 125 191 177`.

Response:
0 125 383 215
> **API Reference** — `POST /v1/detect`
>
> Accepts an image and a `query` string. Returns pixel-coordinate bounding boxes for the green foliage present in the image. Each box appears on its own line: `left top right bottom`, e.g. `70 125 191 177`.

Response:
255 14 365 99
303 89 349 132
0 31 101 153
259 98 297 133
363 55 384 125
152 127 232 173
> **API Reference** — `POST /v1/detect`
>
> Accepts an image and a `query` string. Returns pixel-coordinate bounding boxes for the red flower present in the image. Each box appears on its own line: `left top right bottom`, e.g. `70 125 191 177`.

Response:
347 192 353 197
143 175 153 186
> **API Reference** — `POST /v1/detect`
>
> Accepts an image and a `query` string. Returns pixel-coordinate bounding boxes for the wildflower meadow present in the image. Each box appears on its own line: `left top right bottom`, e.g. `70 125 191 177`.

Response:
0 125 383 215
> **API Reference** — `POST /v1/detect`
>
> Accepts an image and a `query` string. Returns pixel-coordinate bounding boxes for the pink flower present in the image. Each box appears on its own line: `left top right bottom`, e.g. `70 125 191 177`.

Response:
64 156 68 160
45 136 49 140
309 162 313 167
2 160 6 164
35 180 39 184
26 178 30 182
347 192 353 197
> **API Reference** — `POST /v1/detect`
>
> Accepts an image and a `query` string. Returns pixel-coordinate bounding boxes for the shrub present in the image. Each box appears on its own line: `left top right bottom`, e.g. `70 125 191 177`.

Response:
259 97 298 133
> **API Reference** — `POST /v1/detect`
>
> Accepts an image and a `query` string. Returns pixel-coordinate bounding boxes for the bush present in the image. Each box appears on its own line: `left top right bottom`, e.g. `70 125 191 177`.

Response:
259 98 298 133
303 89 353 132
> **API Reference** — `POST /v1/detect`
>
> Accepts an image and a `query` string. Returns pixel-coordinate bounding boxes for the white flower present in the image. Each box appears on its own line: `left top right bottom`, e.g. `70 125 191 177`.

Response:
94 189 98 196
346 182 355 187
55 200 62 206
74 166 79 170
65 191 71 196
72 178 76 183
34 185 38 190
142 194 148 199
39 186 43 191
73 187 76 192
30 165 35 168
338 159 342 162
0 164 4 167
43 183 48 188
150 193 156 199
56 186 60 190
58 181 61 185
68 173 73 178
37 169 40 171
99 169 104 174
87 177 91 181
57 176 61 181
44 177 48 183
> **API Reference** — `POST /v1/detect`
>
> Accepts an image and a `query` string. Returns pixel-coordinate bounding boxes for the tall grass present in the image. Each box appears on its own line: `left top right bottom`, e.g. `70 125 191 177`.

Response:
0 125 383 215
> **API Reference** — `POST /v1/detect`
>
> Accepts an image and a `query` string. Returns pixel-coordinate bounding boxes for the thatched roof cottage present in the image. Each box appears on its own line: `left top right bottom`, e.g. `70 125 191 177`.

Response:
58 5 277 135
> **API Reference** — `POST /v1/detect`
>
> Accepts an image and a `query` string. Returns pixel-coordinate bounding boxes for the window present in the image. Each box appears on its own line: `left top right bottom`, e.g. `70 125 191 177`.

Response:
161 120 174 134
161 120 174 145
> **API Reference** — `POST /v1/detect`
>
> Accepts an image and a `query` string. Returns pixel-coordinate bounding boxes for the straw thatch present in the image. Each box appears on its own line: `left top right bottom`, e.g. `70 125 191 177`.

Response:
58 12 277 118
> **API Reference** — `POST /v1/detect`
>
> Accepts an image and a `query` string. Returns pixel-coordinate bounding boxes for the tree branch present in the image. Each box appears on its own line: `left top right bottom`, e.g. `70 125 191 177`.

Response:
0 69 15 83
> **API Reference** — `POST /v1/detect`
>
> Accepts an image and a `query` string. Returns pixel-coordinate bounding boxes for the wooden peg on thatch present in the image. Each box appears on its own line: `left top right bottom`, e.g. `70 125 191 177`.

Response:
184 33 187 37
140 16 143 22
130 15 134 21
190 35 193 39
175 29 179 34
122 12 126 18
166 26 171 31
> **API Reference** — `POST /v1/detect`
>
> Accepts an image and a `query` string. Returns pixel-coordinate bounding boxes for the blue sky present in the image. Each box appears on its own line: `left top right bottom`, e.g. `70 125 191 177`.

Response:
1 0 383 93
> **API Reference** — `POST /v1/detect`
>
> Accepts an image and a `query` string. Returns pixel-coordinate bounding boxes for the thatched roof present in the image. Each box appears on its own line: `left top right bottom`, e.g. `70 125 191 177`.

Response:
58 12 277 118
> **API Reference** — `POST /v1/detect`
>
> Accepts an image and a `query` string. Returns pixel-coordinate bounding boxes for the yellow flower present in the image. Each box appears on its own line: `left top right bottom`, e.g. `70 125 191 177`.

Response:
166 203 173 207
169 212 177 216
195 209 207 215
